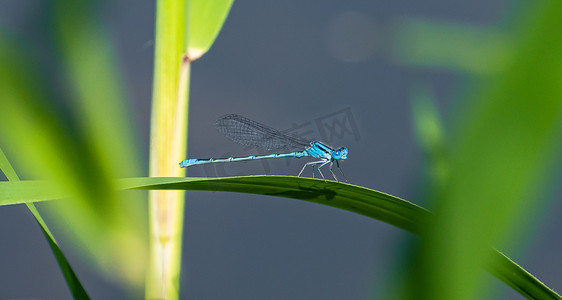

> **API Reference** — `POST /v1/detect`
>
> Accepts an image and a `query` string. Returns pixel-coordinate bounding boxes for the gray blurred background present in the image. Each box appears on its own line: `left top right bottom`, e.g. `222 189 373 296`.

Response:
1 0 560 299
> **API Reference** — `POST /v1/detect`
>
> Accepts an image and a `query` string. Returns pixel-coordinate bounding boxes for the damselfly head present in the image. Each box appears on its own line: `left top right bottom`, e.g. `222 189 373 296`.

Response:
332 147 348 160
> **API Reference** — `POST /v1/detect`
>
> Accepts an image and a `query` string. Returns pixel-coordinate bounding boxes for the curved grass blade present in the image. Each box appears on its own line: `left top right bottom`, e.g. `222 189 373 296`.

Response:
0 148 90 300
486 250 560 300
0 176 559 299
123 176 562 300
123 176 429 234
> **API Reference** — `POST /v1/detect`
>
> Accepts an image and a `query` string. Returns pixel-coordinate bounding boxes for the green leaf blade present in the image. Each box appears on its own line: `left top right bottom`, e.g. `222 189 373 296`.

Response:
186 0 234 60
0 148 90 299
0 176 558 299
122 176 431 234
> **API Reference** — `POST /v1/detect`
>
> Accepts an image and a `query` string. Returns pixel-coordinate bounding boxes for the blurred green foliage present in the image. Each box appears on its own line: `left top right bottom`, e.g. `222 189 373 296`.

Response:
392 18 512 74
403 1 562 299
0 0 146 293
411 84 448 188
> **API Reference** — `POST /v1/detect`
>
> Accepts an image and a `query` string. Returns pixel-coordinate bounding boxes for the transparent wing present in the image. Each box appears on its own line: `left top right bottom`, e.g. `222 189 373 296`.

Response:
215 114 312 151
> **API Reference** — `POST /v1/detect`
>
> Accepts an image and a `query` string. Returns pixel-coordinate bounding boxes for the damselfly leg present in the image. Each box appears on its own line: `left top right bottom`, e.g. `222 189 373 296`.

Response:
316 161 331 182
299 160 327 180
329 161 339 182
336 160 348 182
